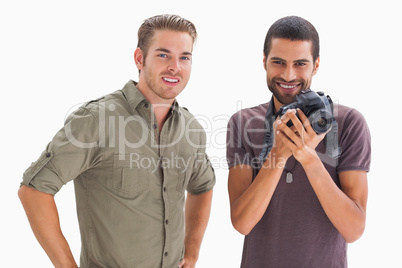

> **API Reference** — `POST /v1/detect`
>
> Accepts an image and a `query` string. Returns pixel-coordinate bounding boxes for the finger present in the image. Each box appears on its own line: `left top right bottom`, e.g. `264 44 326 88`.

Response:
276 121 303 148
316 131 328 142
285 109 305 133
279 109 296 124
290 125 299 136
296 108 314 133
282 110 306 143
276 129 297 151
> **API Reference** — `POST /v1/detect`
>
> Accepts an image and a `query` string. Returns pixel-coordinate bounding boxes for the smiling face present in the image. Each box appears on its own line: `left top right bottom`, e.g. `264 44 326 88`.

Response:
264 38 320 111
135 30 193 105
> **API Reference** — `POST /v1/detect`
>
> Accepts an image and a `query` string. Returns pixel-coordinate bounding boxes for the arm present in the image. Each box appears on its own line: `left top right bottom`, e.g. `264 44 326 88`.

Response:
179 189 213 268
228 150 286 235
228 113 294 235
277 109 368 242
18 185 78 268
303 162 367 242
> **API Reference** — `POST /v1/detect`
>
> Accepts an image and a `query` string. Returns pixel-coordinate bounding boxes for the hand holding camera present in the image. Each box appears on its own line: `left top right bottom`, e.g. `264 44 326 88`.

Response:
275 90 335 164
276 90 334 134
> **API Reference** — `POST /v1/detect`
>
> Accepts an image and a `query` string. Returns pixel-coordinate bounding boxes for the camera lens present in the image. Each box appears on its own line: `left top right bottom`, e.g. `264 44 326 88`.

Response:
317 117 327 128
308 110 333 134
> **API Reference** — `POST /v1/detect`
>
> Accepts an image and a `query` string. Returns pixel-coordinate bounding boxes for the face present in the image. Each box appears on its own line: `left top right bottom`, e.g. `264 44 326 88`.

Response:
264 38 320 110
135 30 193 104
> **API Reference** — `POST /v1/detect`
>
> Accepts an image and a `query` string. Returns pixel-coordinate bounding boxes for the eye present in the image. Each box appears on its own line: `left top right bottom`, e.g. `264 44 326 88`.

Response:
158 54 168 58
273 60 284 65
295 62 306 66
180 56 191 61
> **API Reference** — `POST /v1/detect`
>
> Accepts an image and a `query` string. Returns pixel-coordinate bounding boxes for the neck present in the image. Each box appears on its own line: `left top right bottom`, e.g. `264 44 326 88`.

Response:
273 97 283 113
136 82 174 132
153 105 172 132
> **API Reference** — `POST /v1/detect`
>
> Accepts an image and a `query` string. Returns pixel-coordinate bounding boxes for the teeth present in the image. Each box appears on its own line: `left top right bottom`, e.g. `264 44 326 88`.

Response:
163 78 179 83
280 84 297 89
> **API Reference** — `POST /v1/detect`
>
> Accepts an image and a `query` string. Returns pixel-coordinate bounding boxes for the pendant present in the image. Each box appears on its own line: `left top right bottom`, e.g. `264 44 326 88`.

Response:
286 172 293 183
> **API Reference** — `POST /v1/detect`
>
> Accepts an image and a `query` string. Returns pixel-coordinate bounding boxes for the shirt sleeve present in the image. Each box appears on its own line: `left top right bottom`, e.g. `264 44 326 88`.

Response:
21 107 102 195
337 108 371 173
226 111 252 169
186 130 216 195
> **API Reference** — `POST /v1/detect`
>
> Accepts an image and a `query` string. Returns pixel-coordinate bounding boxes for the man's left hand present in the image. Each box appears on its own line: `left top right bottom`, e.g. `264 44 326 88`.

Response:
276 108 327 165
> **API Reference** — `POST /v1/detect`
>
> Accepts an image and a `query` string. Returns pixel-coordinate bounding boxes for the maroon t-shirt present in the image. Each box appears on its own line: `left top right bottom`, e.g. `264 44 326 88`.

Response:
226 101 371 268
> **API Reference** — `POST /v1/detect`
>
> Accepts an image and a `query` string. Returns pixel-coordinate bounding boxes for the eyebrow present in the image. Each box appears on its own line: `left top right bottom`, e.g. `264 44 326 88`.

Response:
155 48 192 56
270 57 310 63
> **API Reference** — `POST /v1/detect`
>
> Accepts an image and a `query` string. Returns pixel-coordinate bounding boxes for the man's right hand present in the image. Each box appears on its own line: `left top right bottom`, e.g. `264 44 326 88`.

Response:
271 109 295 160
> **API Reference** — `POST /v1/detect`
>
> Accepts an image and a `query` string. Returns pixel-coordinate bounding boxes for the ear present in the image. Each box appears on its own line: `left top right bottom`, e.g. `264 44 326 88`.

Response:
134 47 144 70
312 56 320 76
263 54 267 71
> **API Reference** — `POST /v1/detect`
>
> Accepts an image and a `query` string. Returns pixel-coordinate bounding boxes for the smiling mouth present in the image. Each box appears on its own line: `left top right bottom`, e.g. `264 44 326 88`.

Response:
162 77 179 83
277 82 300 91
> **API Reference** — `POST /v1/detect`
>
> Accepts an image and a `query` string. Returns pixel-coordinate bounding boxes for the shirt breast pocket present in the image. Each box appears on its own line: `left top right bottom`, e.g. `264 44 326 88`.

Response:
112 154 149 198
175 155 195 193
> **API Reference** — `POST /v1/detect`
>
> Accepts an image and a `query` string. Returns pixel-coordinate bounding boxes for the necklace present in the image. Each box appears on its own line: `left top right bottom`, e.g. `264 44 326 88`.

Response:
284 157 297 184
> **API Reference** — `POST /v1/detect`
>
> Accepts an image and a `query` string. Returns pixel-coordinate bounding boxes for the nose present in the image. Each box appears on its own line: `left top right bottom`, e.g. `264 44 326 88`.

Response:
168 57 181 74
281 65 296 82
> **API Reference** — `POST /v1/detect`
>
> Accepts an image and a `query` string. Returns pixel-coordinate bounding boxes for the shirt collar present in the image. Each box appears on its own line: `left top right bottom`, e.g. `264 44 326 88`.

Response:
122 80 181 115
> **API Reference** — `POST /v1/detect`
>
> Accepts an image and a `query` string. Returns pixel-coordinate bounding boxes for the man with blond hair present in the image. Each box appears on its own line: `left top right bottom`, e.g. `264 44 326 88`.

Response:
19 14 215 268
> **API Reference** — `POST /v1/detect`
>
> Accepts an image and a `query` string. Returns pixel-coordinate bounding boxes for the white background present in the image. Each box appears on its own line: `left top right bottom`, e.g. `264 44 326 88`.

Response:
1 0 401 267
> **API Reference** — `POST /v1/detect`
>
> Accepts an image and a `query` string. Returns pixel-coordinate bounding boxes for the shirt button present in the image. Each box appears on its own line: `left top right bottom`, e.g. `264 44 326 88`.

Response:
45 152 51 158
164 252 168 257
165 219 169 225
153 124 157 129
163 187 167 192
144 103 149 108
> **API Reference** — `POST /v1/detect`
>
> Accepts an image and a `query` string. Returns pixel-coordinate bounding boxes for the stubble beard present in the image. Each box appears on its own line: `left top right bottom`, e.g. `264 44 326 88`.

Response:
267 77 310 105
142 65 184 102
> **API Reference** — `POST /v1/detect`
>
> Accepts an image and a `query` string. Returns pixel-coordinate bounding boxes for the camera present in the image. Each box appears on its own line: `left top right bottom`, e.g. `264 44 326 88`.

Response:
277 90 334 134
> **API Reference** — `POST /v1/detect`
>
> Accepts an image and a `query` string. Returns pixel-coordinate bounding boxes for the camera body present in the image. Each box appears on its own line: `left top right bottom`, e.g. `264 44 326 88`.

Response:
277 90 334 134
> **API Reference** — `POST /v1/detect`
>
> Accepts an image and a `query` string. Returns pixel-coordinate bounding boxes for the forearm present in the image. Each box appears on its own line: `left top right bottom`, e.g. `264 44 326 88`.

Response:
184 190 213 263
230 152 286 235
303 159 366 242
18 185 78 268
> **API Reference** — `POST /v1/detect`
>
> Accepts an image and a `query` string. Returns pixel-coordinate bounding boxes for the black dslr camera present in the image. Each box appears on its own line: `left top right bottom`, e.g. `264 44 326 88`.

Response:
277 90 334 134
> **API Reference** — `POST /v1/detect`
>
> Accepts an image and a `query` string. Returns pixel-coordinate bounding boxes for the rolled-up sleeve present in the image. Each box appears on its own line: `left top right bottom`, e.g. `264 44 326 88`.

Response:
186 131 215 195
21 107 102 195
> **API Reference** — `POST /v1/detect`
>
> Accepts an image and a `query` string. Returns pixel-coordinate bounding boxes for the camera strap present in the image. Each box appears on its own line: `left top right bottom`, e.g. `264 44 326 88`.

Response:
259 97 276 162
325 96 342 159
325 121 342 159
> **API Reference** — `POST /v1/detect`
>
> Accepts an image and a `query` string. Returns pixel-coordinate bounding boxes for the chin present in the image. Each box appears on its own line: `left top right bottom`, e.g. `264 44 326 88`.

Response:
160 89 182 101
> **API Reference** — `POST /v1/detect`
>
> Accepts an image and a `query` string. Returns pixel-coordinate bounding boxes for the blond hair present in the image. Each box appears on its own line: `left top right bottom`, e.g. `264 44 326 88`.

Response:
137 14 197 61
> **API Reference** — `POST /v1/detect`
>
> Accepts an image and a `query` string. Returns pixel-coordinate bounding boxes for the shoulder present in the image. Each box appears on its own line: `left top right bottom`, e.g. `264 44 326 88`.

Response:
230 102 269 121
179 106 204 130
333 104 371 172
177 106 208 145
67 90 127 121
333 103 369 133
82 90 126 112
228 102 269 127
334 103 365 120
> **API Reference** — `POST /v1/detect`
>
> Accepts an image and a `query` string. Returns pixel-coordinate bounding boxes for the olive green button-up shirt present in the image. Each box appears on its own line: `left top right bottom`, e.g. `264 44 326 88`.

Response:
21 80 216 268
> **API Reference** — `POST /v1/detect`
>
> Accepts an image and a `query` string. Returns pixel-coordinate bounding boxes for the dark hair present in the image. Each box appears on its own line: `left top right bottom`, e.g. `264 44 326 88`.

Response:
137 14 197 61
263 16 320 62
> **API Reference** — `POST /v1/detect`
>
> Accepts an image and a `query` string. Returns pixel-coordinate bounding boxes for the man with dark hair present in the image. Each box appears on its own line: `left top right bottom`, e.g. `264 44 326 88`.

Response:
227 16 370 267
18 14 215 268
